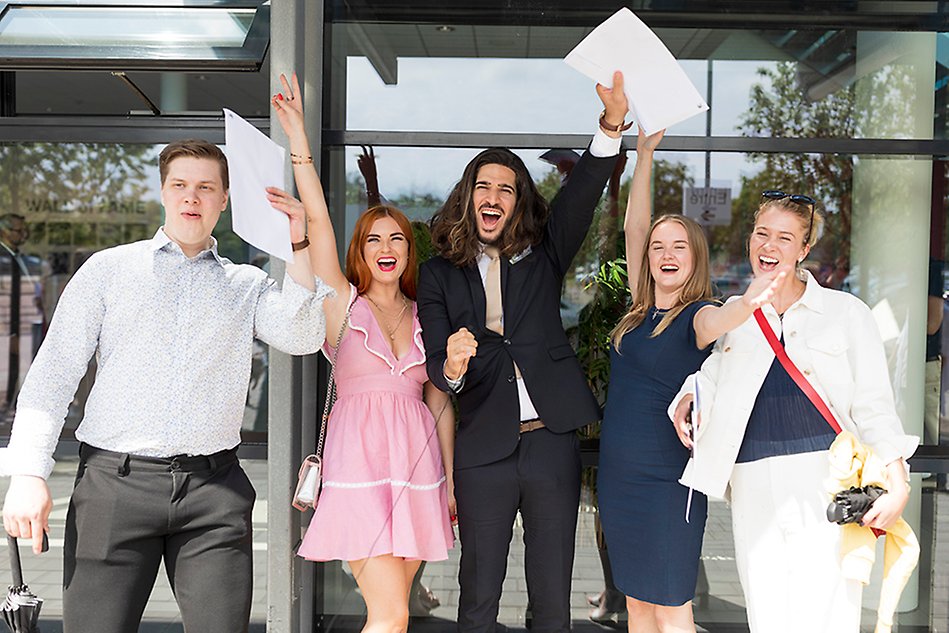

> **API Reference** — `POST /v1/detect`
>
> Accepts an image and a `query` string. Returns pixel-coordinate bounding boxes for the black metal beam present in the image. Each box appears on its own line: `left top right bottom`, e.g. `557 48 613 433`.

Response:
0 115 270 143
327 1 949 31
0 71 13 117
322 129 949 156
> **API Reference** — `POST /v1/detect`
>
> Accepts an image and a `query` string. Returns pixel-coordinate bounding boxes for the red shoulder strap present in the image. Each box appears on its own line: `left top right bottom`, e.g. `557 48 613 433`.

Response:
753 308 842 435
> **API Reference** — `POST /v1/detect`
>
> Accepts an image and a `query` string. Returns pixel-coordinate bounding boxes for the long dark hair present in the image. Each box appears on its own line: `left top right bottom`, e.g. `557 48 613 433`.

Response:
430 148 549 267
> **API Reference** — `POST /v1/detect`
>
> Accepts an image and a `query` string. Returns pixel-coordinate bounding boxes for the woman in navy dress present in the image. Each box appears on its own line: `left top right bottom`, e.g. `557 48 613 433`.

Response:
597 129 789 633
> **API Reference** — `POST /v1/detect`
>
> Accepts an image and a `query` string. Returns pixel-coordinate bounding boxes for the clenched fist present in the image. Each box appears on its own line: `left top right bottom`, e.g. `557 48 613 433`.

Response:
445 327 478 381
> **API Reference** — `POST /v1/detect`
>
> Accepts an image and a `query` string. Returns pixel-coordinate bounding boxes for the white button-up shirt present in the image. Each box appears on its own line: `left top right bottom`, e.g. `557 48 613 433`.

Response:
1 229 333 478
670 271 919 500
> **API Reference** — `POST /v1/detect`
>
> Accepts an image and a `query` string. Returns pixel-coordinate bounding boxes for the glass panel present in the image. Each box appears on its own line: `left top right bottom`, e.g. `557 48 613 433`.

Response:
0 456 270 630
0 7 254 48
328 19 939 140
0 142 262 439
316 141 945 629
322 5 948 631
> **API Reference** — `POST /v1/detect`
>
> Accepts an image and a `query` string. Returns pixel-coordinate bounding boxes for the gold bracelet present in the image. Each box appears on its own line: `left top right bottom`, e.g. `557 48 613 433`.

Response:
290 152 313 165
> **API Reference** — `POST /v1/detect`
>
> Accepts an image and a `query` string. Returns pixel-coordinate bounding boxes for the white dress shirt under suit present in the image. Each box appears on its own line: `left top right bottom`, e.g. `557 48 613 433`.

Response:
0 228 332 478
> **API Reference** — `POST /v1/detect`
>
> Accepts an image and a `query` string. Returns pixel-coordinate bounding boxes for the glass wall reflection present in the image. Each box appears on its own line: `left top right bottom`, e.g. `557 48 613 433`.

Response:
0 142 266 439
320 3 949 630
320 144 944 631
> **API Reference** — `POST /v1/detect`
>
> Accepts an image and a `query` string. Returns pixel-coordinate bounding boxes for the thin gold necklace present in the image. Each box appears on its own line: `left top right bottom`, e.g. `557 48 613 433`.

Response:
364 294 409 340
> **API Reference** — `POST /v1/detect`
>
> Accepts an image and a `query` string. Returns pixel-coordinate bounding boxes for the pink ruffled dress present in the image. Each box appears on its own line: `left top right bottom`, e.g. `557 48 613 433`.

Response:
297 288 454 562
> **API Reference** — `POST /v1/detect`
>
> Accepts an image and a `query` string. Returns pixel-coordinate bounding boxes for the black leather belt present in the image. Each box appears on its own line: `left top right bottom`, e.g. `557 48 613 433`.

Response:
79 442 238 474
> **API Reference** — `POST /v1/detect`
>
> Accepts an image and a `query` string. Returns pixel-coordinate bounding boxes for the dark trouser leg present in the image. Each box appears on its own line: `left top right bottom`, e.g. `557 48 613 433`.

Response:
165 460 256 633
519 430 580 633
455 452 520 633
62 458 166 633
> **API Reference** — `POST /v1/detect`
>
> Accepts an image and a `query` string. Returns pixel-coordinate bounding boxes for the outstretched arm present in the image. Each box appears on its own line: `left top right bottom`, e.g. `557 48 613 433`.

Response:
692 267 791 349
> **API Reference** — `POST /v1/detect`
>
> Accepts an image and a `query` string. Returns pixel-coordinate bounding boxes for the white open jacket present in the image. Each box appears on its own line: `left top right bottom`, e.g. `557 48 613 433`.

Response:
668 271 919 500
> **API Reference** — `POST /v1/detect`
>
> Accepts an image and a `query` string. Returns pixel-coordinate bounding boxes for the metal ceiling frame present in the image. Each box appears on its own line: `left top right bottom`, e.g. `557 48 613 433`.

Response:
0 1 270 71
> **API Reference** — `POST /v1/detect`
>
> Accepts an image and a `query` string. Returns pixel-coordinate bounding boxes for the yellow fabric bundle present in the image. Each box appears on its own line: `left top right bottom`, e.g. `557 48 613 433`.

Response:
826 431 919 633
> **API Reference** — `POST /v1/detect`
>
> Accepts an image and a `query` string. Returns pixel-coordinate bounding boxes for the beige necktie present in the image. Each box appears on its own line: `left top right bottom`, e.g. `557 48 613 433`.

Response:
484 245 503 335
484 246 522 380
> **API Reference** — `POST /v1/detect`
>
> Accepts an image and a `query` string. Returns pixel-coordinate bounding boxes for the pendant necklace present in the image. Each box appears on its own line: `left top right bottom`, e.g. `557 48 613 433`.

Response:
365 294 409 340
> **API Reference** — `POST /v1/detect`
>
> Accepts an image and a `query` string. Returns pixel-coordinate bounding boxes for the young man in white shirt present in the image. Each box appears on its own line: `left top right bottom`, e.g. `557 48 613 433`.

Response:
0 139 331 633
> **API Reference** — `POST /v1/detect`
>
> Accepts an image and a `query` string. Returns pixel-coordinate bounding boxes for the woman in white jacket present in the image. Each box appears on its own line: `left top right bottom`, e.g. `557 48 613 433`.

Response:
670 192 918 633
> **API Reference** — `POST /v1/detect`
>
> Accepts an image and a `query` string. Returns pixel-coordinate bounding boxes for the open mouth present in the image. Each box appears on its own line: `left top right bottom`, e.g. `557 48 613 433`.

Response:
377 257 397 272
480 207 503 231
659 264 679 273
758 255 779 271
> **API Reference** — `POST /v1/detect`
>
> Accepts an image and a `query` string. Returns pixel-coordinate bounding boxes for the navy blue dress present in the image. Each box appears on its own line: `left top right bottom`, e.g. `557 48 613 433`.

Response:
597 302 712 606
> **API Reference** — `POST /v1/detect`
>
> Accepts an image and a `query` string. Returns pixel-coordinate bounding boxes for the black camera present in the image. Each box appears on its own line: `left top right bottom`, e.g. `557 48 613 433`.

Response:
826 485 886 525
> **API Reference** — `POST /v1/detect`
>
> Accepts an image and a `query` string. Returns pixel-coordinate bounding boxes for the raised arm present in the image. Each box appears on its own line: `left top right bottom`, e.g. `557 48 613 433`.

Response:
624 128 664 297
545 73 628 275
271 72 350 335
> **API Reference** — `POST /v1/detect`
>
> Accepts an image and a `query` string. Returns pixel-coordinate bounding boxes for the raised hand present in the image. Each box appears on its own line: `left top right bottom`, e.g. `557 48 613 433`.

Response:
741 265 793 309
266 186 307 243
595 70 630 131
271 72 305 140
357 146 381 208
445 327 478 381
636 126 665 154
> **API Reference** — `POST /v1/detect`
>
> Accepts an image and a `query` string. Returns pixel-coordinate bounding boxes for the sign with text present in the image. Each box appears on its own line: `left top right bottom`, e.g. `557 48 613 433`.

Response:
682 185 732 225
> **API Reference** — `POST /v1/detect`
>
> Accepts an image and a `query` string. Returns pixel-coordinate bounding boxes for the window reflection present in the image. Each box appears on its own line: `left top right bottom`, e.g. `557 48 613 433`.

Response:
327 140 943 628
0 142 264 438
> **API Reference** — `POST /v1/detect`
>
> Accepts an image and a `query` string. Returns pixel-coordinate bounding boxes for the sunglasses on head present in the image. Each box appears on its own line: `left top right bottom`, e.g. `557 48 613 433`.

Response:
761 190 817 244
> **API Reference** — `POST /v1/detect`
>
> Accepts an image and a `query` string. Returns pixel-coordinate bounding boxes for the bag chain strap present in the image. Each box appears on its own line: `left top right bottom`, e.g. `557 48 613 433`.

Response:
315 299 354 459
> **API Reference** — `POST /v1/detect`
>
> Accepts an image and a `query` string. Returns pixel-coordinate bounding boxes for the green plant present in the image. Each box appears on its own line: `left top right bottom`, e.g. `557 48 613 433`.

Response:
567 256 630 440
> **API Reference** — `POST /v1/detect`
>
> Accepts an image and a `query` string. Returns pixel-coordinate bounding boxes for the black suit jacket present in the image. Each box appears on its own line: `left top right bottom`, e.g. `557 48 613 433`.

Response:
418 149 618 469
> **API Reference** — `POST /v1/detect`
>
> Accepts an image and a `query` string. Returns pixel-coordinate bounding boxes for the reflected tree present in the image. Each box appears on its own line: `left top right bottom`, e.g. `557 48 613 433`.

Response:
736 61 916 280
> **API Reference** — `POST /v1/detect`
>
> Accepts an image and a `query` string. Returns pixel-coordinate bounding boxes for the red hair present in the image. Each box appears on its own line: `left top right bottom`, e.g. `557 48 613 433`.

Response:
345 205 418 300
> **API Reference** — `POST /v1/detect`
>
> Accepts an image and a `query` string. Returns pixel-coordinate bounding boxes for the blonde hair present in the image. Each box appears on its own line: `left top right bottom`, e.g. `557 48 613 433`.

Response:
755 198 824 249
610 214 714 351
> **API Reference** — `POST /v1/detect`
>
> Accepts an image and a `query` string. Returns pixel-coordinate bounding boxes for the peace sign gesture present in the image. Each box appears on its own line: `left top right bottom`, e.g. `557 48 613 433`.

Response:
271 72 305 141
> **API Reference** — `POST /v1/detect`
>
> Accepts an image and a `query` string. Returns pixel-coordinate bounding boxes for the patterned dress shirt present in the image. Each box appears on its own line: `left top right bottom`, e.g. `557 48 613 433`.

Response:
0 229 332 478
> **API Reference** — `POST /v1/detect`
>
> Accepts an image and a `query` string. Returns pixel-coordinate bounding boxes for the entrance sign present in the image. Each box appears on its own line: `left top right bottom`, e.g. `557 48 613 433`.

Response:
683 185 732 225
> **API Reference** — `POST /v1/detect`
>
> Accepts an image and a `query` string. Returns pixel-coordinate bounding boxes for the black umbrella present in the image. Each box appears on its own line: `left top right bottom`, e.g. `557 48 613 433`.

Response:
2 534 45 633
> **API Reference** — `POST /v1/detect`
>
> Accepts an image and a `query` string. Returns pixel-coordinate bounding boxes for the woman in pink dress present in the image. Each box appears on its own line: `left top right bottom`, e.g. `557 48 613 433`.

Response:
271 73 455 631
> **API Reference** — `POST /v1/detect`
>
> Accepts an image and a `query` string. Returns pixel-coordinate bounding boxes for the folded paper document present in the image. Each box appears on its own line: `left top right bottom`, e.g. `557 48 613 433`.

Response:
565 8 708 135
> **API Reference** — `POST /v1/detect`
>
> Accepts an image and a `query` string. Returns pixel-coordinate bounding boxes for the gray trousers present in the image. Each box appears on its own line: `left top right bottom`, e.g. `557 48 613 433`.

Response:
62 443 256 633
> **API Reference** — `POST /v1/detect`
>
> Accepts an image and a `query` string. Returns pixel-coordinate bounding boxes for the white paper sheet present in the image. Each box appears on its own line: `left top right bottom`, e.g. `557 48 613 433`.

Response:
564 8 709 135
686 380 700 523
222 108 293 262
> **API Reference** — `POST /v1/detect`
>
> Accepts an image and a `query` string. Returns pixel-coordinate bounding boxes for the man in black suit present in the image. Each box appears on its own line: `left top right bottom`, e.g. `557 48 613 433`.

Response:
417 73 629 633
